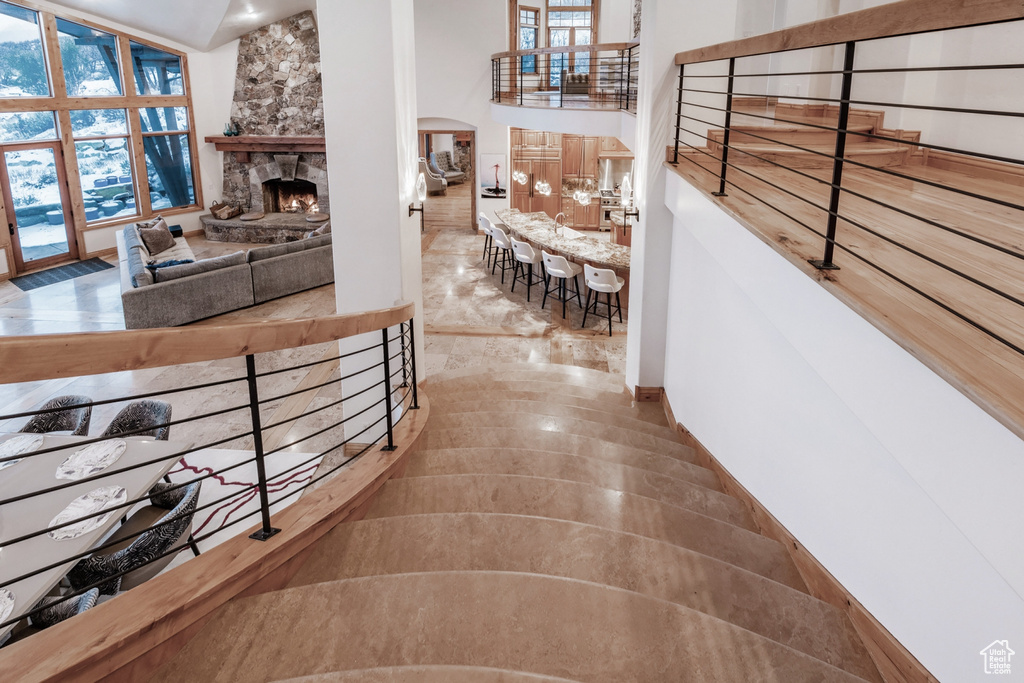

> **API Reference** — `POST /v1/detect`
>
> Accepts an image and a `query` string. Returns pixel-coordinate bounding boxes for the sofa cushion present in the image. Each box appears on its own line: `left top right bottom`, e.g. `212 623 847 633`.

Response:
138 219 175 256
126 246 154 288
246 233 332 263
154 251 246 283
123 225 151 260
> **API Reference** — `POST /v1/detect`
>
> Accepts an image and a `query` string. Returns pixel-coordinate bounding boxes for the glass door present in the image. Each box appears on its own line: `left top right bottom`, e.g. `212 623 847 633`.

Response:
1 143 78 272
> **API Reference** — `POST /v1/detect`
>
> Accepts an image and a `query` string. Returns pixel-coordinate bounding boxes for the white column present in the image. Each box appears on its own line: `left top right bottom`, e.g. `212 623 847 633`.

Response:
625 0 739 392
318 0 424 442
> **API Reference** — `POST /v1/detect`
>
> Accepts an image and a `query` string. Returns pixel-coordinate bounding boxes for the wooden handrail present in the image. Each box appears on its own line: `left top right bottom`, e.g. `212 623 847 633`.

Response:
0 302 415 384
491 41 638 60
675 0 1024 65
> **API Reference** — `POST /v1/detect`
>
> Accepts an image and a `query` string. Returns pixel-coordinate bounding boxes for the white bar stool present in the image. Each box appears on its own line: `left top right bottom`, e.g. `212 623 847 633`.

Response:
541 250 584 320
478 212 493 265
510 237 544 302
582 264 625 336
490 225 514 284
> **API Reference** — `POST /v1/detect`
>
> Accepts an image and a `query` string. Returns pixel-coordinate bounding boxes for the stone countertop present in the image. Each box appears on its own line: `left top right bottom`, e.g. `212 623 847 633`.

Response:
609 211 628 228
497 209 631 271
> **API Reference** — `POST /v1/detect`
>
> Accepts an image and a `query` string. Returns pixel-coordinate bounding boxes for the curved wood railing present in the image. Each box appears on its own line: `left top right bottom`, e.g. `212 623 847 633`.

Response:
0 303 429 681
0 302 415 382
491 41 639 111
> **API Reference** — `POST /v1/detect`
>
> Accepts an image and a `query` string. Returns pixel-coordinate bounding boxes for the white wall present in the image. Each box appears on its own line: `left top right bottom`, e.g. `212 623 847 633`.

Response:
414 0 509 221
661 171 1024 683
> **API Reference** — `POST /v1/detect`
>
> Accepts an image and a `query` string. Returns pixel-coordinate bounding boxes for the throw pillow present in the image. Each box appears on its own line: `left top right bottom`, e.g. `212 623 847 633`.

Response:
138 220 175 256
137 215 164 230
146 258 194 273
313 222 331 236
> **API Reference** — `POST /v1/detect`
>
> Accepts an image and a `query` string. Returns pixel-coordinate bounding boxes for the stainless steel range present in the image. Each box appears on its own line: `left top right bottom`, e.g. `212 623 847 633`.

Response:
599 190 618 229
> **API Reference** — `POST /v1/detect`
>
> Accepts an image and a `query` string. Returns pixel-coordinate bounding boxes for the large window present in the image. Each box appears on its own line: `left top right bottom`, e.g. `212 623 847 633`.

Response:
71 109 136 222
519 7 539 74
548 0 593 86
0 1 49 97
56 18 122 97
0 1 201 250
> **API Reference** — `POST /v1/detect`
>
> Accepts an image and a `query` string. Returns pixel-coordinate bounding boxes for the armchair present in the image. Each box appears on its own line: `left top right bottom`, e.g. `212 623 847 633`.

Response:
431 151 466 184
419 158 447 196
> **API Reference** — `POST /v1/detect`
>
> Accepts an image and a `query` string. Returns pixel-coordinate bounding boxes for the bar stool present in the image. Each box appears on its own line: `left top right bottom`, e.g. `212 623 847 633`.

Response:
490 225 514 284
541 250 583 320
510 237 544 302
478 212 493 265
582 264 625 336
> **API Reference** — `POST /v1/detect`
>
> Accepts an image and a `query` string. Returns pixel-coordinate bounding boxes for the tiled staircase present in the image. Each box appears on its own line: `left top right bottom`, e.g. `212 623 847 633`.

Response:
149 364 884 682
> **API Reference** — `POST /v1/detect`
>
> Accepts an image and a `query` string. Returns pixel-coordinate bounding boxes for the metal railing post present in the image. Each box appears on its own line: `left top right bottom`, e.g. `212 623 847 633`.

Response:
619 49 627 110
811 40 856 271
673 63 684 164
519 56 524 105
626 46 634 112
380 328 396 451
409 319 420 410
493 59 500 103
245 354 280 541
399 321 409 388
713 57 736 197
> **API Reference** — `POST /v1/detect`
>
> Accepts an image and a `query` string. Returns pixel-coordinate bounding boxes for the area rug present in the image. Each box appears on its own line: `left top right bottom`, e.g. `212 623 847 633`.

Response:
9 258 115 292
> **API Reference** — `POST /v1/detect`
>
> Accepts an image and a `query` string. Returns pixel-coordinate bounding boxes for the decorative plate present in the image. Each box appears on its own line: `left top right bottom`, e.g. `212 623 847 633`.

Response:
55 439 127 481
0 434 44 471
48 485 127 541
239 212 265 221
306 213 330 223
0 588 14 624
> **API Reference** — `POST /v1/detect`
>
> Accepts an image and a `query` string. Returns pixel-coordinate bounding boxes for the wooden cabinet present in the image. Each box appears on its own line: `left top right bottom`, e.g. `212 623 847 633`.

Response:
582 137 599 178
600 136 631 154
575 202 600 229
511 158 562 220
562 136 582 177
561 197 575 225
562 135 599 178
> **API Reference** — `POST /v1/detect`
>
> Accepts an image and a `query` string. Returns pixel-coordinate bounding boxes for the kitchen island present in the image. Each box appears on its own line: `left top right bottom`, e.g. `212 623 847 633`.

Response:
496 208 631 309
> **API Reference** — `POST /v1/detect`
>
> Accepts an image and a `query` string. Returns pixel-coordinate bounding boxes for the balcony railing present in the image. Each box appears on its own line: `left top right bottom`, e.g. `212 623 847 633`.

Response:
0 303 419 648
668 0 1024 436
491 42 639 112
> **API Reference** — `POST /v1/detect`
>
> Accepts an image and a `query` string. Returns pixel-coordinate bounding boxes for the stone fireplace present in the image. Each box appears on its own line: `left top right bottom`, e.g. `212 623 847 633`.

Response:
206 12 330 243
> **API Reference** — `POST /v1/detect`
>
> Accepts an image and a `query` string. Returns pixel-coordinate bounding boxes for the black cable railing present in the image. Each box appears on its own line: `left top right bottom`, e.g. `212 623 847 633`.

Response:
0 317 419 639
670 15 1024 365
491 42 639 112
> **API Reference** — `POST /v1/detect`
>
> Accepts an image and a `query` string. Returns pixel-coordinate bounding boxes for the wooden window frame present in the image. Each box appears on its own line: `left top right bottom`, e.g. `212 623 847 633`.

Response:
0 0 203 267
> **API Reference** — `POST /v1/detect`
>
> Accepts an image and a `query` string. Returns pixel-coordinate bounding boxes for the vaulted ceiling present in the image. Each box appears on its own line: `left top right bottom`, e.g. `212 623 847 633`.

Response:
47 0 316 52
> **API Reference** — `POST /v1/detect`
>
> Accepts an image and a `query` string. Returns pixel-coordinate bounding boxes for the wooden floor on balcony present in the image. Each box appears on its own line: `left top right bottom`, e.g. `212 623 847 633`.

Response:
669 148 1024 440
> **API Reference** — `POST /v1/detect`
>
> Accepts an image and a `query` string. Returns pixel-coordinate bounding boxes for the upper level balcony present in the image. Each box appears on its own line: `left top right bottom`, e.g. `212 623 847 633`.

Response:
490 43 639 140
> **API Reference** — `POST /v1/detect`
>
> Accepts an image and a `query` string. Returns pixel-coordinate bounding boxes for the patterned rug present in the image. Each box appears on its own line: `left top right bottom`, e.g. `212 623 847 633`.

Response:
9 258 115 292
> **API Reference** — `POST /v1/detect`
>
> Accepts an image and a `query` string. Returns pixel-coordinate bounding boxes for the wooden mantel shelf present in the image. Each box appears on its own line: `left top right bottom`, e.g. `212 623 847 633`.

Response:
204 135 326 162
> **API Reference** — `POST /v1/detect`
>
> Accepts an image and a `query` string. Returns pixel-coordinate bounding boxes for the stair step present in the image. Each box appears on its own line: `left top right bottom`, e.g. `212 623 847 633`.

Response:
427 364 629 394
276 667 579 682
410 447 722 491
429 399 681 441
727 140 910 168
419 428 702 467
425 378 636 407
365 474 801 586
150 572 875 683
288 513 881 681
424 412 696 462
429 389 670 426
407 448 725 501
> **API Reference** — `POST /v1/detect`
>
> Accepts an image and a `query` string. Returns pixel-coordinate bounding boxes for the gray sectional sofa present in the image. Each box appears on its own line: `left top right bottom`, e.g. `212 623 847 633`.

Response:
116 224 334 329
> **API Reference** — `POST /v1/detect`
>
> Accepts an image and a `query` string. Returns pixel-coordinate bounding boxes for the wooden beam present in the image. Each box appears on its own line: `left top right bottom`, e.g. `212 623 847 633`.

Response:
676 0 1024 64
0 302 416 383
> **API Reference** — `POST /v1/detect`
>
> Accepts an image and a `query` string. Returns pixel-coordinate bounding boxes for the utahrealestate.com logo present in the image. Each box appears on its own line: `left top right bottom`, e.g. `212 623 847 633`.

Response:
980 640 1014 675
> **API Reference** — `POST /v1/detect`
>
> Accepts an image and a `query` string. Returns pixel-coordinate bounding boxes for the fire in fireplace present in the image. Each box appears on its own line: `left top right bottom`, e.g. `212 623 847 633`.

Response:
263 178 318 213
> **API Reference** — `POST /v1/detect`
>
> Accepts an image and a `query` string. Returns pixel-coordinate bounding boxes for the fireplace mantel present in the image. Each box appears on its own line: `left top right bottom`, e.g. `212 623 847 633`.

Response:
205 135 326 162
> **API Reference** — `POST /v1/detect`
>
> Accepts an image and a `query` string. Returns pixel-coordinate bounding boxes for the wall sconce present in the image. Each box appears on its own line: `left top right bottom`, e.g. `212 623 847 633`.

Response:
409 172 428 231
620 175 639 223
